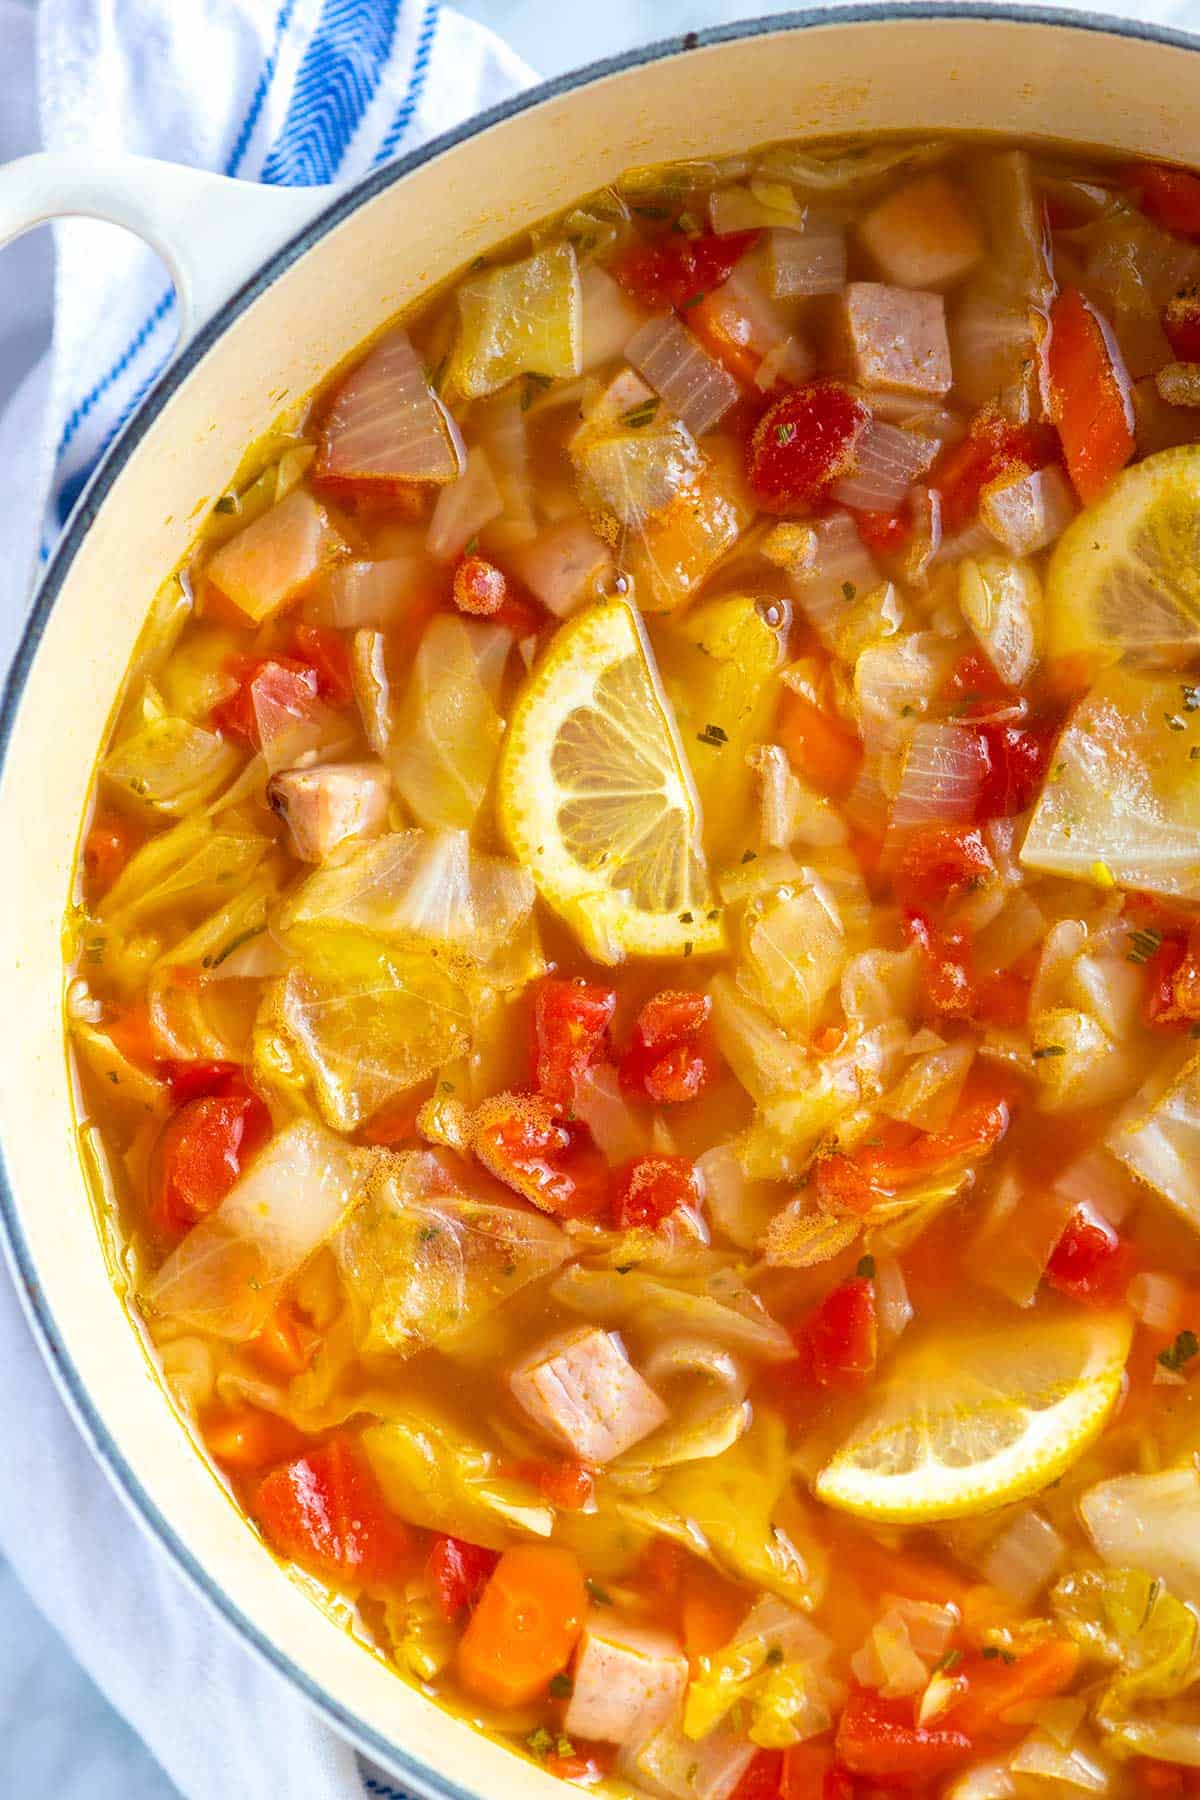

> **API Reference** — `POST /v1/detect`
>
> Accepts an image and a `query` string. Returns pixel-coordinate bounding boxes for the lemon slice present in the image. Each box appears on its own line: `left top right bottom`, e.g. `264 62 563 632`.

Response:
814 1308 1132 1523
1046 446 1200 662
497 596 721 963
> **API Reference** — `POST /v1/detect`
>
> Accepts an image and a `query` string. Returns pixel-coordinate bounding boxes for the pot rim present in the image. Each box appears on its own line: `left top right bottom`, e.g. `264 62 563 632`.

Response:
2 3 1197 1786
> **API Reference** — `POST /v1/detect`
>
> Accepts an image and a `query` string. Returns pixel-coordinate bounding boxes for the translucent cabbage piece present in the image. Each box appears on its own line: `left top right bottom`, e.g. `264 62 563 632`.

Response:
389 615 507 831
571 371 707 530
98 816 270 927
1108 1053 1200 1234
449 241 582 400
278 828 540 990
1054 1569 1199 1709
102 710 239 815
144 1120 367 1339
385 1580 458 1683
740 881 845 1039
1022 669 1200 899
269 935 470 1131
318 327 465 486
552 1263 793 1362
1080 1468 1200 1609
333 1148 568 1355
659 592 789 863
158 625 242 721
362 1400 554 1547
684 1594 834 1742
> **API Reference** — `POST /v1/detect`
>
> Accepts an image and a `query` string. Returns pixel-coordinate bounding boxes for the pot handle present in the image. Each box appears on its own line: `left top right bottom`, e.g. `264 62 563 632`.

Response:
0 151 336 346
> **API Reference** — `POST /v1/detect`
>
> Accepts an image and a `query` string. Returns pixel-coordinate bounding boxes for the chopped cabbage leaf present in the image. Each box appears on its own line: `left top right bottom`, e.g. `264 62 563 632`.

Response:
158 624 241 721
266 934 470 1131
102 710 239 815
278 829 541 992
1080 1468 1200 1609
740 880 845 1040
571 371 705 529
1054 1569 1199 1709
362 1399 554 1546
390 615 508 831
551 1263 793 1362
385 1579 458 1682
144 1121 367 1339
332 1147 569 1356
1022 670 1200 899
1109 1053 1200 1235
97 816 270 927
684 1594 834 1742
449 241 581 400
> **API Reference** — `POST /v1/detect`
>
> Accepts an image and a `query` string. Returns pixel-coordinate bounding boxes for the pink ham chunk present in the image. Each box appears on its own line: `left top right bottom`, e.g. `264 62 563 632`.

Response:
509 1327 668 1463
835 283 953 396
266 761 390 862
565 1614 688 1746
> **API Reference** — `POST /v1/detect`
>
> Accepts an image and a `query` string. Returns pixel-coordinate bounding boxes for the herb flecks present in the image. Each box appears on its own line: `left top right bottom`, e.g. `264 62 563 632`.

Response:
620 396 660 429
1127 926 1163 965
697 722 729 747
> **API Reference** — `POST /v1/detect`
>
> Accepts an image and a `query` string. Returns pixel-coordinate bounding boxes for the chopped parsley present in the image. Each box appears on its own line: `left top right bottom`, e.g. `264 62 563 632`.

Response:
934 1649 963 1674
697 722 728 746
526 1727 555 1760
981 1645 1017 1664
1032 1044 1067 1059
521 372 553 411
548 1673 574 1699
776 421 798 447
621 396 660 429
213 493 239 515
765 1645 784 1667
585 1578 612 1605
741 849 758 863
856 1254 877 1279
1158 1328 1199 1373
680 290 707 311
841 581 857 601
1127 926 1163 965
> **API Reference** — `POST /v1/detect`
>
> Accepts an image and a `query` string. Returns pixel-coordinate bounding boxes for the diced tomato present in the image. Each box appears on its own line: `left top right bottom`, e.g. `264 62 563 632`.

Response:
1046 1207 1134 1307
512 1457 595 1511
211 655 320 746
679 1561 747 1669
782 1744 855 1800
975 964 1033 1030
943 648 1019 721
204 1405 305 1472
251 1299 319 1379
1136 1762 1200 1799
426 1534 502 1621
895 825 995 911
905 910 977 1019
1163 288 1200 362
254 1434 411 1590
149 1085 271 1236
777 687 863 798
1046 287 1135 503
457 1545 588 1709
82 811 142 896
106 1001 162 1071
474 1096 609 1219
800 1275 878 1390
612 228 759 313
620 989 715 1104
814 1067 1016 1213
836 1687 972 1787
931 408 1059 534
290 621 353 704
546 1745 612 1785
941 1639 1079 1739
849 505 912 556
688 288 769 387
495 587 546 639
731 1752 786 1800
1143 933 1200 1029
976 722 1054 819
531 976 617 1107
638 1537 685 1609
1128 162 1200 239
612 1153 700 1230
746 381 872 514
453 554 508 617
160 1060 248 1104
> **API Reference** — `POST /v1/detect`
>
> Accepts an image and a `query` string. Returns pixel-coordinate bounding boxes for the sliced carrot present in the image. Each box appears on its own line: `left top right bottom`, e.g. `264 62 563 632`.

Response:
1046 287 1135 502
777 687 862 798
457 1546 588 1709
680 1562 747 1672
83 811 143 897
684 290 763 386
106 1002 162 1071
944 1638 1080 1739
251 1300 319 1380
1127 162 1200 239
204 1405 305 1472
836 1529 975 1614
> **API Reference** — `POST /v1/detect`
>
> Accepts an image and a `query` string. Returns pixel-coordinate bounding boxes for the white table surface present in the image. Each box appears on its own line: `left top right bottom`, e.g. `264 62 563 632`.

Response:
0 0 1192 1794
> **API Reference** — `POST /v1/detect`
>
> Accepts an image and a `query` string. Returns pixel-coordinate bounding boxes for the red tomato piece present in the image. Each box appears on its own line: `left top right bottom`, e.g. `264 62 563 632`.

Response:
802 1275 878 1390
1128 162 1200 238
453 554 508 617
905 910 977 1019
613 1154 701 1230
290 621 353 705
781 1745 855 1800
531 976 617 1107
746 381 872 514
612 229 759 312
976 723 1054 819
150 1087 271 1236
975 964 1034 1030
512 1457 595 1511
730 1751 786 1800
638 989 712 1049
1046 1207 1134 1307
83 811 142 896
211 656 320 746
426 1534 502 1621
1046 287 1136 503
620 989 715 1104
255 1435 411 1591
835 1687 973 1787
546 1745 612 1785
814 1068 1016 1214
895 825 995 911
932 408 1059 534
849 505 912 555
160 1060 248 1104
474 1096 610 1219
943 648 1020 721
1143 934 1200 1029
1163 288 1200 362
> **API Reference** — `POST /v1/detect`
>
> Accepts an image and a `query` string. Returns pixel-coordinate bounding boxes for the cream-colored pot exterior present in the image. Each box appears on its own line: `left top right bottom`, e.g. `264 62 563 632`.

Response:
2 8 1200 1791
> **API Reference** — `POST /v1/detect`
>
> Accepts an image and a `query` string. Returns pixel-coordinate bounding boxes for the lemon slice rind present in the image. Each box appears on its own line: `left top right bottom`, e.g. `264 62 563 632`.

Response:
498 596 722 964
814 1309 1132 1524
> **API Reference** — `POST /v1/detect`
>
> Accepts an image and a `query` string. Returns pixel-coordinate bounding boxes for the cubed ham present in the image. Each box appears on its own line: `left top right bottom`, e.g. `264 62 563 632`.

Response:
857 173 984 290
835 283 953 397
266 762 390 862
565 1613 688 1745
509 1327 668 1463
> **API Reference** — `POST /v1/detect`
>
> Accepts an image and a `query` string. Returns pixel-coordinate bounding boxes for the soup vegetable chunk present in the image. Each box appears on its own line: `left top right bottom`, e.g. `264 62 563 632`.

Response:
71 134 1200 1798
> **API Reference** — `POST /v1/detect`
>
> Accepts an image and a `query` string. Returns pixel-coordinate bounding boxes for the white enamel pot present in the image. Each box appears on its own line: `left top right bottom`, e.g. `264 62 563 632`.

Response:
1 7 1198 1793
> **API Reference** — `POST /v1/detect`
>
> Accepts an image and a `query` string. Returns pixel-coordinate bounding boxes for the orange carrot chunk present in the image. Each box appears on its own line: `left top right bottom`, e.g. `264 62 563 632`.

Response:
943 1638 1081 1739
1046 287 1135 503
456 1545 588 1708
777 687 863 798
